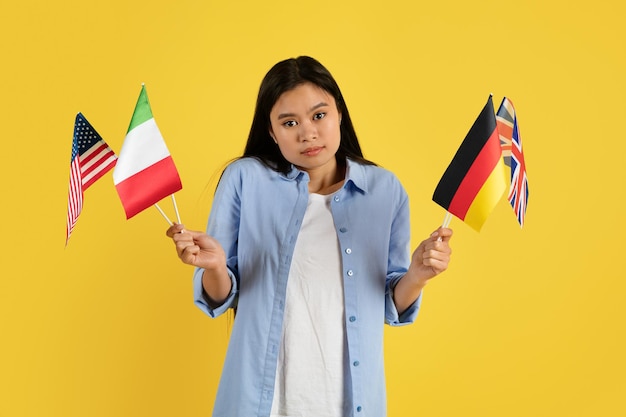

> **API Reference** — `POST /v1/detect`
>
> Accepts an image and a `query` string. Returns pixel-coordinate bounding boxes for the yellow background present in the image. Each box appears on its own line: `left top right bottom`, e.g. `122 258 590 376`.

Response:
1 0 624 416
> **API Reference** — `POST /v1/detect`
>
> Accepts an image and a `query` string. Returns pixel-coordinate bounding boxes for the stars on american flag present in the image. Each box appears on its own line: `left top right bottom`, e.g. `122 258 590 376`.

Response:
73 113 117 190
76 120 100 150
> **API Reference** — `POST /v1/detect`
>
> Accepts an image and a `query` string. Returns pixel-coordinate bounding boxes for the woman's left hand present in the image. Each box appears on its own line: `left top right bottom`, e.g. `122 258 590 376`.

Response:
409 227 453 285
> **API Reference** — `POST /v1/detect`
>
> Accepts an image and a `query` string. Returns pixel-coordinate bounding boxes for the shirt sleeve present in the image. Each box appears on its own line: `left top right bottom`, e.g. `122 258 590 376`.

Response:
193 267 238 318
385 280 422 325
384 178 421 326
192 162 242 318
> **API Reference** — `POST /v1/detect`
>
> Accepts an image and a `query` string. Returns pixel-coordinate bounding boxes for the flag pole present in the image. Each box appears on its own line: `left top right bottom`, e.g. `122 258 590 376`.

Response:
442 211 452 228
438 211 452 242
154 203 173 226
171 194 181 224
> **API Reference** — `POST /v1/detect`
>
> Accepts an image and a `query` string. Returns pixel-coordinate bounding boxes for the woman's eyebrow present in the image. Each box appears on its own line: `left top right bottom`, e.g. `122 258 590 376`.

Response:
309 102 329 112
277 102 329 120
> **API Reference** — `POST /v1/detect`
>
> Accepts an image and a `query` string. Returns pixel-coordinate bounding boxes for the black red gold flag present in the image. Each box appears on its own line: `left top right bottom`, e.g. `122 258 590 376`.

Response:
433 96 506 231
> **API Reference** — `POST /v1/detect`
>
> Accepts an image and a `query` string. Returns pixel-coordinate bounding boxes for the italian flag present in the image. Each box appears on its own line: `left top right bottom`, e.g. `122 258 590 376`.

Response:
432 96 507 232
113 85 182 219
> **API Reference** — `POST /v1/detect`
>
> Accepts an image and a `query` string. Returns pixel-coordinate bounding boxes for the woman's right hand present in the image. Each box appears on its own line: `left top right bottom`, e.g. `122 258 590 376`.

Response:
166 223 226 271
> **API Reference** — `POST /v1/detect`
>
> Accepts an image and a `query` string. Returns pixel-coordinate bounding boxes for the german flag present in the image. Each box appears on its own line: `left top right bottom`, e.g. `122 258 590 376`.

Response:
433 96 507 231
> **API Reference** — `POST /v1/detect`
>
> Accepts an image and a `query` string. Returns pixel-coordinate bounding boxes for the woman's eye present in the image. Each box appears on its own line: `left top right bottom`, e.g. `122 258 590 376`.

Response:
313 112 326 120
283 120 297 127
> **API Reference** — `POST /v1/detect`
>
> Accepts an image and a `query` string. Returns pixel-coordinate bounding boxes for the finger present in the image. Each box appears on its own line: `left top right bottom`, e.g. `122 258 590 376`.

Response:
435 239 452 254
423 239 446 252
423 256 450 274
173 232 196 249
423 243 451 260
423 248 450 264
175 238 199 258
423 240 451 260
431 229 445 242
179 244 201 264
435 227 453 242
166 223 185 238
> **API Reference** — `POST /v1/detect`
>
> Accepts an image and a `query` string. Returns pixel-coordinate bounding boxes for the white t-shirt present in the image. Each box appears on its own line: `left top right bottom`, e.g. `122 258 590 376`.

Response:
270 193 347 417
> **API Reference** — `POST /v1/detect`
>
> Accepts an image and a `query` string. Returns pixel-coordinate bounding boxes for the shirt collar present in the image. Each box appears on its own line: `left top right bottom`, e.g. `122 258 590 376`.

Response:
283 165 306 181
344 158 368 194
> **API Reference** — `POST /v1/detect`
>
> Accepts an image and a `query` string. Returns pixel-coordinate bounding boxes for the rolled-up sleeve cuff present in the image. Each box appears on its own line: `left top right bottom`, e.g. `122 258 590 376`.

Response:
192 267 238 318
385 288 422 326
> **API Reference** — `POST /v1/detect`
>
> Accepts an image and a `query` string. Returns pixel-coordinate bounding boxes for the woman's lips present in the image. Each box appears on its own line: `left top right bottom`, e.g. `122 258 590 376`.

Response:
302 146 323 156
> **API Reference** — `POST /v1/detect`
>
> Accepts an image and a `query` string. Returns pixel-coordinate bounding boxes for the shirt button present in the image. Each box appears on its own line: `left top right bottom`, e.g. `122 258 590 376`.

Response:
356 406 362 412
345 248 352 254
349 316 356 322
353 360 360 367
347 270 354 277
339 227 347 233
334 196 340 202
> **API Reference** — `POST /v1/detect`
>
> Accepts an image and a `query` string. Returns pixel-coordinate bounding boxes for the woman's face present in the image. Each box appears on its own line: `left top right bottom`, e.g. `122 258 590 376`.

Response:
269 82 341 176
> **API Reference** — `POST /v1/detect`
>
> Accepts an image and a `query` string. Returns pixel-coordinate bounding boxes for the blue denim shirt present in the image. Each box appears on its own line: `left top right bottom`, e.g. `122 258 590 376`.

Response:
193 157 421 417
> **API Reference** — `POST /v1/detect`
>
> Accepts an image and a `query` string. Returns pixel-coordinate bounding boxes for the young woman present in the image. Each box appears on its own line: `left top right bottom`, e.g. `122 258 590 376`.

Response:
167 56 453 417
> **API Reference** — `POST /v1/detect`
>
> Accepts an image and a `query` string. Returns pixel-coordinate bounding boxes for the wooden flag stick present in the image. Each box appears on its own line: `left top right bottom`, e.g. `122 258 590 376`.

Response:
171 194 181 224
154 203 173 226
438 212 452 242
442 211 452 228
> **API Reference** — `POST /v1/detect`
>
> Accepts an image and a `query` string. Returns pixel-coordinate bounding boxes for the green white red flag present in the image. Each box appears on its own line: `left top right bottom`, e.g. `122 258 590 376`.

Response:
113 85 182 219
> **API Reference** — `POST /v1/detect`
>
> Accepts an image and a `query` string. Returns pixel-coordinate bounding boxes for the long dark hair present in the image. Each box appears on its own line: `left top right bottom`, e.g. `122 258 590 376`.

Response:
242 56 375 173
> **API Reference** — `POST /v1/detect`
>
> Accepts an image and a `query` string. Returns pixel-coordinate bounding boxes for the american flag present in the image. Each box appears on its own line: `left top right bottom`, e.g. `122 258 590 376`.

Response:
66 113 117 244
496 98 529 227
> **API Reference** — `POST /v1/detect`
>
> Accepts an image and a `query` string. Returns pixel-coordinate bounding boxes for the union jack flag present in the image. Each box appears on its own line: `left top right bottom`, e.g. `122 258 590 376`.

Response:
496 98 529 227
66 113 117 244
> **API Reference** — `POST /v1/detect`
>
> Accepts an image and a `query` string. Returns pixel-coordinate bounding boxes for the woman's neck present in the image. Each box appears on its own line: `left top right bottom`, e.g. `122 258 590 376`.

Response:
306 162 346 195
